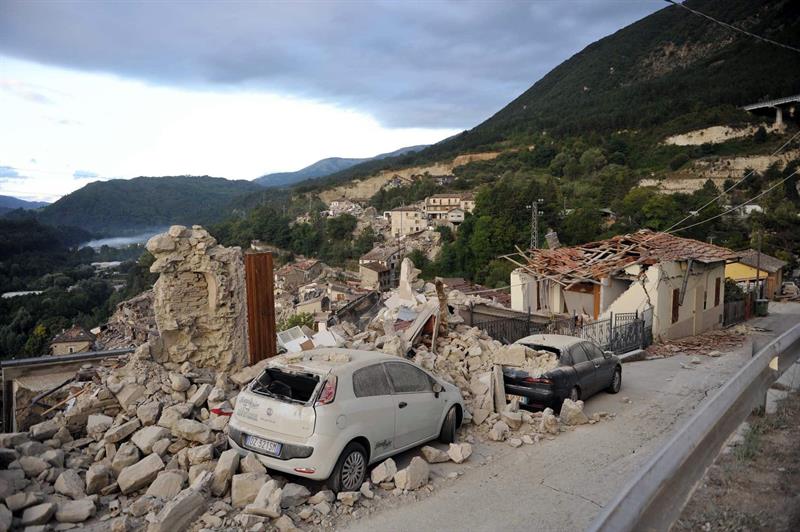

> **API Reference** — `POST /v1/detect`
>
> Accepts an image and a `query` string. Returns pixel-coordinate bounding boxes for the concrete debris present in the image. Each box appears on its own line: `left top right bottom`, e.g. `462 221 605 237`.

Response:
280 483 311 508
507 437 523 448
421 445 450 463
447 442 473 464
394 457 429 491
54 469 85 499
118 453 165 494
232 472 268 508
488 421 509 442
244 480 282 518
540 408 560 434
55 499 96 523
559 399 589 426
337 491 361 506
370 458 397 484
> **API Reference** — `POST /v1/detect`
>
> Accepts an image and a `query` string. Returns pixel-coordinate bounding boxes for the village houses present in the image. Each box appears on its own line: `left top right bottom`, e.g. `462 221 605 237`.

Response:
725 249 787 299
359 245 404 288
424 192 475 221
387 206 426 237
274 258 325 290
509 230 739 341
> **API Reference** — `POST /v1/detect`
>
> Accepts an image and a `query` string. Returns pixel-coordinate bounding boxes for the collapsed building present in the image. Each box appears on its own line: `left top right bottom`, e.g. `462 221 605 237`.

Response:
0 227 609 531
508 229 740 341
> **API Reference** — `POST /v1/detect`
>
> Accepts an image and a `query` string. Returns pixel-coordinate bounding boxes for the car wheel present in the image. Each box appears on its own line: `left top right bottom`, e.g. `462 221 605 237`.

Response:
607 367 622 394
438 406 457 444
329 442 367 493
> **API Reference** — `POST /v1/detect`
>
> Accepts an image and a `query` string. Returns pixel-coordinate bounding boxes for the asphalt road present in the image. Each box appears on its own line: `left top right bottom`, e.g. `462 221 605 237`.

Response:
341 303 800 532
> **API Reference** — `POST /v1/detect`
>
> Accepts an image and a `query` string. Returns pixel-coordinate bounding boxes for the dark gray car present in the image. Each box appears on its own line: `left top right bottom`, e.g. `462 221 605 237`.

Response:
502 334 622 412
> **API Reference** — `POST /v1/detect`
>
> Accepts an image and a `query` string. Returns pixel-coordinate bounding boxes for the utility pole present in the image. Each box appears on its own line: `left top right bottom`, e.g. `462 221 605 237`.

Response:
526 198 544 249
755 230 763 299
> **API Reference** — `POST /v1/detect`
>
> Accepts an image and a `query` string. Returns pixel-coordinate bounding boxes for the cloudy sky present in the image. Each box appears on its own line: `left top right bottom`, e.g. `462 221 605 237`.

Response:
0 0 661 202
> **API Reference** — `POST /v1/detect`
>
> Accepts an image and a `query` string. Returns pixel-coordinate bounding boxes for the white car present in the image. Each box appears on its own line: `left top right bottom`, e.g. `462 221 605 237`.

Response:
228 348 465 492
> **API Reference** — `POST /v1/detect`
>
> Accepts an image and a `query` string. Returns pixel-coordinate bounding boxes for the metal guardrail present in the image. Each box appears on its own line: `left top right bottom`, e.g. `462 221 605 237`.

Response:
587 322 800 532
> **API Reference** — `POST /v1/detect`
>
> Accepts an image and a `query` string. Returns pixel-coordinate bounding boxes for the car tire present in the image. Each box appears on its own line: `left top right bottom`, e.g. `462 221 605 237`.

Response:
438 406 457 444
329 442 367 493
555 387 580 414
607 367 622 394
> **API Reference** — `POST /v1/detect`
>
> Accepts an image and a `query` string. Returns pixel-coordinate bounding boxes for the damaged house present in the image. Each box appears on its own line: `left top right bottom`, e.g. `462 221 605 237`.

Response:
508 230 739 341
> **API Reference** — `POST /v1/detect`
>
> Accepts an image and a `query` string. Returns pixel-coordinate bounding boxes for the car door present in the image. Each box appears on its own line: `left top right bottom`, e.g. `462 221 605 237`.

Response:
568 343 597 397
584 341 615 391
350 364 397 460
384 361 442 449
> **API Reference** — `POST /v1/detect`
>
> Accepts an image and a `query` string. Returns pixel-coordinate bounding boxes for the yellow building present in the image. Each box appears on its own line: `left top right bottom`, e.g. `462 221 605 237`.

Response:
725 249 786 299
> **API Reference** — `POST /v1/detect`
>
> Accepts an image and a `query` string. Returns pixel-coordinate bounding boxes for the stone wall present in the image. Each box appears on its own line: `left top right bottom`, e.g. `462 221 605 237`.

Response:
146 225 247 371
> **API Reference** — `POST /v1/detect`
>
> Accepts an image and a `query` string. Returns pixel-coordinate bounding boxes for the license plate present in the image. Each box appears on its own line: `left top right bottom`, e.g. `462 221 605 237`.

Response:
244 434 282 456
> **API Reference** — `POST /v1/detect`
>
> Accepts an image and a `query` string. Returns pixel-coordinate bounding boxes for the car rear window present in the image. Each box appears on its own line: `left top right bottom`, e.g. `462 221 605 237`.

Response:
385 362 433 393
352 364 392 397
251 368 320 404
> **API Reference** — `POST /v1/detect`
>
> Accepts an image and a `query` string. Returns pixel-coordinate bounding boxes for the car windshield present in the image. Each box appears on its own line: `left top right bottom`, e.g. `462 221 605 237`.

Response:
251 367 320 404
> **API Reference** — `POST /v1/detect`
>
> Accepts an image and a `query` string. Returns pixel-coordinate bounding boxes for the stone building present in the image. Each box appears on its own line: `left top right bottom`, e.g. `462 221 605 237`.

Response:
50 325 96 355
359 261 391 291
424 192 475 221
359 245 404 287
275 258 324 290
387 206 426 237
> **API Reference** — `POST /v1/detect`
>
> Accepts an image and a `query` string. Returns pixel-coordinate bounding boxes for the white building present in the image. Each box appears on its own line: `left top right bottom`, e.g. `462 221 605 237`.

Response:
510 230 739 341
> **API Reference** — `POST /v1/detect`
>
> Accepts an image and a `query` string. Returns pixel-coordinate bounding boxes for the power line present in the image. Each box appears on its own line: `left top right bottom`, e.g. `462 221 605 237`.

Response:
667 170 799 235
664 0 800 55
661 129 800 234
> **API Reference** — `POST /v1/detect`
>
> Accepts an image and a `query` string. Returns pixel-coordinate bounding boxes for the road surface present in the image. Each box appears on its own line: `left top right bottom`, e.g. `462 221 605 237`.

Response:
340 302 800 532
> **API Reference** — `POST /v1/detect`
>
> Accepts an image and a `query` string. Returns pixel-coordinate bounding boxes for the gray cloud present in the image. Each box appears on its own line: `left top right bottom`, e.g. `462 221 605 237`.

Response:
0 166 24 178
73 170 98 179
0 1 662 129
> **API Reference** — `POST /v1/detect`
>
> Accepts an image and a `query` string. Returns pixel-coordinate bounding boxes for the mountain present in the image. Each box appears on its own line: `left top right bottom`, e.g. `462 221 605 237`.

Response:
38 176 262 234
0 195 49 216
254 145 428 187
309 0 800 187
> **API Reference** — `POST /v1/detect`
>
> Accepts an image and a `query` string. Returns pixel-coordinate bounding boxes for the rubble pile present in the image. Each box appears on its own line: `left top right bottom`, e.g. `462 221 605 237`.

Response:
98 290 158 350
331 258 605 447
645 324 763 358
0 342 450 531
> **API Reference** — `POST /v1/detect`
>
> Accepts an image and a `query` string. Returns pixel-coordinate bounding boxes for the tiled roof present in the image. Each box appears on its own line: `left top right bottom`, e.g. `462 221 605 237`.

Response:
51 325 95 345
737 249 787 273
515 230 739 286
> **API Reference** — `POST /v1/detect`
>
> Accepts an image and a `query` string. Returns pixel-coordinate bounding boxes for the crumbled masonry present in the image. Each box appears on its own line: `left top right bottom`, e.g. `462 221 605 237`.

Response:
0 251 613 530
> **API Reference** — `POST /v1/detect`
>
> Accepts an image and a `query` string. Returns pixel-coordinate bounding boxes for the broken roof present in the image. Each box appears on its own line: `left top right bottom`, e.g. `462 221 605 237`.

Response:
736 249 787 273
360 261 389 273
50 325 95 345
361 246 401 262
508 229 739 286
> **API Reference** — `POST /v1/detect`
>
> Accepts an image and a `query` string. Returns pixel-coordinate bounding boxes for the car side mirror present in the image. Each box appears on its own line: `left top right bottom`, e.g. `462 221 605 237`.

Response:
433 382 443 397
603 350 614 359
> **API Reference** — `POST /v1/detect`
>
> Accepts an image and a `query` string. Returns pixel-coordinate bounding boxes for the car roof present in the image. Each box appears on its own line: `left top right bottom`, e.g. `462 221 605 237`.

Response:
513 334 586 349
268 348 404 375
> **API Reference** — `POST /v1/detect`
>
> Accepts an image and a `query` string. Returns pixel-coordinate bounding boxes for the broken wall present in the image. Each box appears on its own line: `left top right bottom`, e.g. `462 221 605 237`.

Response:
146 225 248 371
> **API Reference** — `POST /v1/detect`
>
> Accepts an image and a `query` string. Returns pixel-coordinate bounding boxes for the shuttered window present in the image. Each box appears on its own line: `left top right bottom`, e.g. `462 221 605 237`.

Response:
672 289 680 324
714 278 721 307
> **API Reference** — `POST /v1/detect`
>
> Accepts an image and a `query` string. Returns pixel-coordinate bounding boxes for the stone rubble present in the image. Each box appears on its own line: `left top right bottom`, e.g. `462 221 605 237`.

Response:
0 239 617 531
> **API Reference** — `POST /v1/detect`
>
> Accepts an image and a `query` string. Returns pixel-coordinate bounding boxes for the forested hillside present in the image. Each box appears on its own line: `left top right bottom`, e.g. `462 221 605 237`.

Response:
38 176 262 234
302 0 800 190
